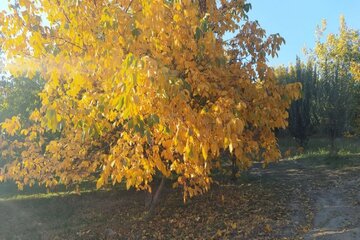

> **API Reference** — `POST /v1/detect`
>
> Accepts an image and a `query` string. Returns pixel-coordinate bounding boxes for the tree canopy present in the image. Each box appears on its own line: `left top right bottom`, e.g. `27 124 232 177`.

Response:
0 0 300 199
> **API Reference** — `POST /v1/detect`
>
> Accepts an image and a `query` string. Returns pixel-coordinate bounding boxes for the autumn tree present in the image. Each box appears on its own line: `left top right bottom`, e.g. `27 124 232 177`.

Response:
0 0 300 203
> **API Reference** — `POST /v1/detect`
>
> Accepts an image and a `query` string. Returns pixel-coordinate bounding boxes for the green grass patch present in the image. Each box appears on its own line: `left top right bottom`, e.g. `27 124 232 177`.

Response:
278 136 360 168
0 180 99 201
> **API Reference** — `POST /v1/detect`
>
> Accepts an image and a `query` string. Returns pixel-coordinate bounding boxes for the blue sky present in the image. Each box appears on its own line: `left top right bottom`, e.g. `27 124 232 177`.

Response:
247 0 360 66
1 1 359 67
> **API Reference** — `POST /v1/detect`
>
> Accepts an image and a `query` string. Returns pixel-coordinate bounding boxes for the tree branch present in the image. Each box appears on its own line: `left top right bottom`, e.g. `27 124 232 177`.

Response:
125 0 135 13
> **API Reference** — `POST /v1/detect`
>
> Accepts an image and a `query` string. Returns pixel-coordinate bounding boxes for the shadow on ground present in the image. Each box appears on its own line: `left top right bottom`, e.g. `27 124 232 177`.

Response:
0 152 360 239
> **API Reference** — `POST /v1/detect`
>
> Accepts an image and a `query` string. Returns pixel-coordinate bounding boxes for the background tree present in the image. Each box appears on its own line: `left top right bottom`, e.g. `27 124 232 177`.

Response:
0 74 43 167
312 16 360 152
276 17 360 153
275 57 317 147
0 0 300 202
0 75 43 123
350 49 360 134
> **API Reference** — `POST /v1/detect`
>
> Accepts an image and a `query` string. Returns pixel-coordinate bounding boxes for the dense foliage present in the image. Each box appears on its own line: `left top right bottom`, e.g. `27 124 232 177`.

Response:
276 58 317 147
0 75 43 123
0 0 300 199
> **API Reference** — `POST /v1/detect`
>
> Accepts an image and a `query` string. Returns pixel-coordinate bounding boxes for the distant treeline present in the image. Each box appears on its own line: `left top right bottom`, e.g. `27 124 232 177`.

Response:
275 17 360 151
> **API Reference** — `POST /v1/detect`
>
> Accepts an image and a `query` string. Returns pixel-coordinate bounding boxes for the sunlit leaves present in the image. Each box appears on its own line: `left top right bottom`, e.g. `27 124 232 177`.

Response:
45 108 60 132
0 0 300 200
351 63 360 81
1 116 21 136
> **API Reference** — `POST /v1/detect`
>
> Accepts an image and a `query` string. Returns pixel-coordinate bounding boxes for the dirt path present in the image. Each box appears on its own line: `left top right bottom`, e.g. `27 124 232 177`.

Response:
305 177 360 239
254 156 360 240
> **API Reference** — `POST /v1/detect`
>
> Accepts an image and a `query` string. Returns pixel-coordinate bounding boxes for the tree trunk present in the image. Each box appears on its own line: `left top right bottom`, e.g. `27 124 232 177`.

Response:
330 133 338 156
230 155 238 181
145 177 166 214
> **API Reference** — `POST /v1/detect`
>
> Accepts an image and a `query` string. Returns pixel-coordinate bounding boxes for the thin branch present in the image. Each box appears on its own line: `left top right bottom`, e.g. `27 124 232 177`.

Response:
50 36 87 52
125 0 135 13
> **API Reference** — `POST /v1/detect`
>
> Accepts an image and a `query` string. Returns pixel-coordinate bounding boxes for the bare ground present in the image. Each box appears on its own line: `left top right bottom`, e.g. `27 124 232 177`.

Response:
0 154 360 239
304 162 360 239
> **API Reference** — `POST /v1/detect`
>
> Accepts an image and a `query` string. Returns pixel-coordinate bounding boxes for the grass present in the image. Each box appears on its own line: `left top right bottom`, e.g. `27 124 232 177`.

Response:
278 136 360 154
278 136 360 168
0 180 99 201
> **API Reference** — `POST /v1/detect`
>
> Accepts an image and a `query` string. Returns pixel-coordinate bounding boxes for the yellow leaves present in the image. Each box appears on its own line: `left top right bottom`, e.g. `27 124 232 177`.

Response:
96 176 105 189
20 129 29 135
351 63 360 81
201 142 209 160
228 142 233 153
29 32 44 58
223 137 230 149
156 159 170 177
287 82 302 100
17 182 24 191
126 178 133 190
0 0 301 201
100 10 115 27
161 149 174 162
210 142 219 158
174 2 182 11
162 139 173 149
153 151 170 177
1 116 21 136
29 131 38 141
50 70 60 87
173 14 181 22
67 74 89 97
107 110 118 122
45 108 60 132
114 173 123 184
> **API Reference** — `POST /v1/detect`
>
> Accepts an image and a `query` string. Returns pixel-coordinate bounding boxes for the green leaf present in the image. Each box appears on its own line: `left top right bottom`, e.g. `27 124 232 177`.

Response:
243 3 252 13
194 27 202 40
147 114 160 127
200 20 208 32
131 28 141 37
116 97 125 110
